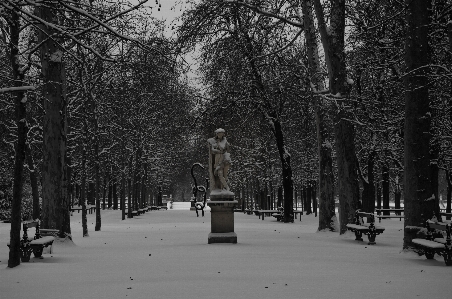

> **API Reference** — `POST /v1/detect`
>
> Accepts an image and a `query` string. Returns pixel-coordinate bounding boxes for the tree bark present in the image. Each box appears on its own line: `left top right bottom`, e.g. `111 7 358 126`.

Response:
81 120 88 237
272 119 294 222
8 9 27 268
37 6 69 236
382 162 390 215
26 144 40 220
301 0 335 230
314 0 359 233
94 104 101 231
403 0 433 248
359 149 376 214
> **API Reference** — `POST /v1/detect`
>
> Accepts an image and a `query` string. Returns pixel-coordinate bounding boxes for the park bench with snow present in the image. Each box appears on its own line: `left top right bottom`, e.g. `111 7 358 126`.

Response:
412 219 452 266
346 210 385 245
7 220 55 262
375 208 404 222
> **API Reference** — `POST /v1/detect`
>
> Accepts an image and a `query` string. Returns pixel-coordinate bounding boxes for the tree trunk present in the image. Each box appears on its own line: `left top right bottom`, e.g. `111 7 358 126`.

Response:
314 0 359 233
382 162 390 215
272 119 294 222
302 0 336 231
376 182 382 209
128 178 132 218
113 180 118 210
26 145 40 220
8 9 27 268
360 150 376 214
306 183 312 215
403 0 433 248
81 136 88 237
121 175 126 220
37 6 68 236
107 178 112 209
94 106 101 231
334 109 360 233
446 171 451 220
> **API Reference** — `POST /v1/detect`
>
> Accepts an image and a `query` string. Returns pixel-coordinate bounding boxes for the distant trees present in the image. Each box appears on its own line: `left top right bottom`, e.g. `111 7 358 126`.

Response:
1 0 194 268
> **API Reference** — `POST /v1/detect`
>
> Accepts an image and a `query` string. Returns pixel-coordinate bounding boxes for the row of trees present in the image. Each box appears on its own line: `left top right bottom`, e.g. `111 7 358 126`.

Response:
175 0 452 247
1 0 196 268
2 0 451 267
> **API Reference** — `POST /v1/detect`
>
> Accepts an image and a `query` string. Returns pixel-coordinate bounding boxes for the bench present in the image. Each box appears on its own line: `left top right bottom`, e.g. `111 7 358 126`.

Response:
255 210 280 220
375 208 404 222
7 220 55 262
412 220 452 266
244 209 253 215
70 205 96 215
346 210 385 245
125 210 139 216
272 210 303 222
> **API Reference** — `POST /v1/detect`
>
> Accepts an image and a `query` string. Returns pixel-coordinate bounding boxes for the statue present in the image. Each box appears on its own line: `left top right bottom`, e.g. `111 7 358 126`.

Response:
207 128 231 192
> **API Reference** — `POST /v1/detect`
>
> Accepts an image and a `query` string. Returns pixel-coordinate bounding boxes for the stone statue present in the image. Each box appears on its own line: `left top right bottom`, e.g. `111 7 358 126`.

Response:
207 128 231 192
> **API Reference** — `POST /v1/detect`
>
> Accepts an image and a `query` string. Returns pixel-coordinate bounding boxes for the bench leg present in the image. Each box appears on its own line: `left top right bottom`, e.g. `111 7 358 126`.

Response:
425 250 435 260
354 231 363 241
367 234 376 245
33 247 44 258
20 247 33 262
443 253 452 266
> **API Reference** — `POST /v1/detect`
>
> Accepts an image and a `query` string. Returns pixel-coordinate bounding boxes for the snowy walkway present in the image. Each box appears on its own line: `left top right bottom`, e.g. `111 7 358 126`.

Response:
0 209 449 299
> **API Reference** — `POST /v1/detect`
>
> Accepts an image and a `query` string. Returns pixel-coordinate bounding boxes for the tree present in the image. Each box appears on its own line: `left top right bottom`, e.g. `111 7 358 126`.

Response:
6 8 29 268
403 0 435 248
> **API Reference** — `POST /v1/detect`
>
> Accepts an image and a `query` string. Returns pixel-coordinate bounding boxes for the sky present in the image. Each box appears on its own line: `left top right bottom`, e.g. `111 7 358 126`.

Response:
134 0 190 37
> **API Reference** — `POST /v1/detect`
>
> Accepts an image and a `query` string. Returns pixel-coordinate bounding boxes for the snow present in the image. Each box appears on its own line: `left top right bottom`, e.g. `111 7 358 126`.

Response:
1 209 450 299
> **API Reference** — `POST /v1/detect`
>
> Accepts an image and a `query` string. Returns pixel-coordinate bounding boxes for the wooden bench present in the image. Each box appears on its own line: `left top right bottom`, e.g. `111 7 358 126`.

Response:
255 210 280 220
346 210 385 245
272 210 303 222
412 220 452 266
7 220 55 262
244 209 253 215
125 210 139 216
375 208 404 222
70 205 95 215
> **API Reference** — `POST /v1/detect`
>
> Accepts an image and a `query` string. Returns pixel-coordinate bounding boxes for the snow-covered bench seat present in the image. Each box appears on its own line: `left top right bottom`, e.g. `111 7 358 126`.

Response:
412 220 451 266
7 220 55 262
346 210 385 245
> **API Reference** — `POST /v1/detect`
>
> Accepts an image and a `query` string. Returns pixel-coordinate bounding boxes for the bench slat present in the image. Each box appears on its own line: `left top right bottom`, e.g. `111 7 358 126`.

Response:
412 238 445 249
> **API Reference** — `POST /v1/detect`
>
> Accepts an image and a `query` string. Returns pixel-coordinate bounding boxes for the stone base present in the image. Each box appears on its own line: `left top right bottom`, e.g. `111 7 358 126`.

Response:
208 232 237 244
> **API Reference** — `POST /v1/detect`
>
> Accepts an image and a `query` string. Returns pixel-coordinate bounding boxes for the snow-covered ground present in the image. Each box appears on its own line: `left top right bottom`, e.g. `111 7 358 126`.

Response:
0 208 449 299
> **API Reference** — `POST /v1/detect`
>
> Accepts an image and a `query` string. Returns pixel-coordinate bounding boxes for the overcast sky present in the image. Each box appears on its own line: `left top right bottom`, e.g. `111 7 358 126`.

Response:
139 0 188 37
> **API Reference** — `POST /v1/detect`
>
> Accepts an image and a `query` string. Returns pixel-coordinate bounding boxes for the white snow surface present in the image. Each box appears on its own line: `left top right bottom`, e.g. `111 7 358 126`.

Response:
1 210 450 299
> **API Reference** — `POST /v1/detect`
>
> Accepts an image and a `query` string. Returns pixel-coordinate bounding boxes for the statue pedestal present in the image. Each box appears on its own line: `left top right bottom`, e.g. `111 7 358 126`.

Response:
207 193 237 244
